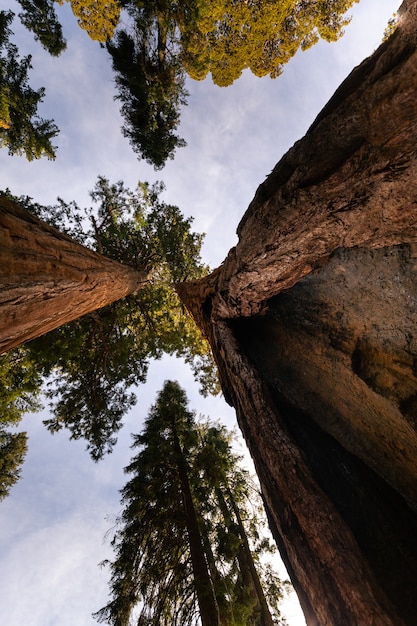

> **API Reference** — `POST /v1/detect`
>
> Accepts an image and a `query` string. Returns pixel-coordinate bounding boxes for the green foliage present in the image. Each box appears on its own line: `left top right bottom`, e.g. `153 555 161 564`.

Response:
11 177 218 460
16 0 67 56
60 0 121 42
101 0 358 165
0 10 59 159
0 430 28 501
107 27 187 169
0 348 42 499
0 0 358 167
180 0 358 86
0 348 42 426
94 381 288 625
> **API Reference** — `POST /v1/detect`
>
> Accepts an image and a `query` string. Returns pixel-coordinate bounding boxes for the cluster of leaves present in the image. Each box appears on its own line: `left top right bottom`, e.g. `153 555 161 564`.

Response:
0 348 42 500
4 177 219 461
383 13 398 42
94 381 289 625
16 0 67 56
0 9 59 160
59 0 121 42
180 0 358 86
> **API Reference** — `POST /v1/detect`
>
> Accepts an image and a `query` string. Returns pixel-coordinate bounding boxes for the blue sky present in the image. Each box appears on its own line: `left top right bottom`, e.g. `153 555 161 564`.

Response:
0 2 399 624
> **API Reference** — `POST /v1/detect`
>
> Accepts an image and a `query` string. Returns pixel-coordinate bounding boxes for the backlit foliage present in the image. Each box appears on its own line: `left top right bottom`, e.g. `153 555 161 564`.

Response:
9 177 219 460
0 10 59 159
59 0 121 41
180 0 358 86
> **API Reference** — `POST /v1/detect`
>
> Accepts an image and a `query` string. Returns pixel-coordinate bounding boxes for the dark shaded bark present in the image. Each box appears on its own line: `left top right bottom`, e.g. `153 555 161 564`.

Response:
0 197 148 353
177 2 417 624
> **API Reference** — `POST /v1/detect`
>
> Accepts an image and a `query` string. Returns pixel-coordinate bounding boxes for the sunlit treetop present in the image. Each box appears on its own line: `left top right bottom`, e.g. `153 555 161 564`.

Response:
58 0 121 42
180 0 359 86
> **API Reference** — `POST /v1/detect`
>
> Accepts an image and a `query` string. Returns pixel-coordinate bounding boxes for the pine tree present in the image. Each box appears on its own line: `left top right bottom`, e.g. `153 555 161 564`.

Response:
94 381 288 625
107 26 187 169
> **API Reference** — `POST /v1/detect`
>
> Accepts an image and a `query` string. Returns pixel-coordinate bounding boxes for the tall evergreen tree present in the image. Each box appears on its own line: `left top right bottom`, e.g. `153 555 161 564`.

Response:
107 26 187 169
94 381 288 625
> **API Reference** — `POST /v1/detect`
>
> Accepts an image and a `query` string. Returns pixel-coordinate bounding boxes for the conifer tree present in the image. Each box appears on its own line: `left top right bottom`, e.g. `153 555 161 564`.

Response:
0 347 41 499
94 381 288 625
0 10 59 160
107 26 187 169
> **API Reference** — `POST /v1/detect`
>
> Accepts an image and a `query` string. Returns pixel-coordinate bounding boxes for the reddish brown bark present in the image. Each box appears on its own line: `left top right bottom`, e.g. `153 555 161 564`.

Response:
178 3 417 624
0 197 148 353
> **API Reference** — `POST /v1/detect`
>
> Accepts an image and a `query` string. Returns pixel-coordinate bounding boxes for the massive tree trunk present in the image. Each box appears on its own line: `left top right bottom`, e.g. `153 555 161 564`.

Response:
178 2 417 624
0 197 148 353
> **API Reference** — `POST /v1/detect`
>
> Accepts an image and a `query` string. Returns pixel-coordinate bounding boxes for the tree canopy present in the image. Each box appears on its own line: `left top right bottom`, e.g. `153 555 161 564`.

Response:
0 0 358 166
61 0 121 42
94 381 289 625
105 0 357 163
1 177 218 461
180 0 358 86
16 0 67 56
0 347 41 500
0 10 59 160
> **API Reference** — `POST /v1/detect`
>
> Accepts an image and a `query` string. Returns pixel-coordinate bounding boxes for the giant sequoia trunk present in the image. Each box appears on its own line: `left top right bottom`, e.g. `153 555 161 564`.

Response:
0 197 148 353
178 2 417 624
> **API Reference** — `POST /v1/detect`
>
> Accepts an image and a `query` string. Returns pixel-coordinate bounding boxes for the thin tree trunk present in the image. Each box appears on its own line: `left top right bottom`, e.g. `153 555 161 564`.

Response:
177 3 417 624
172 429 220 626
226 488 274 626
215 485 271 625
0 197 148 353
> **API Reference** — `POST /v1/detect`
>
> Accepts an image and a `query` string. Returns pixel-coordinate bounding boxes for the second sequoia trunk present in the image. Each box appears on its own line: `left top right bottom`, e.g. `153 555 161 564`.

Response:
0 197 148 353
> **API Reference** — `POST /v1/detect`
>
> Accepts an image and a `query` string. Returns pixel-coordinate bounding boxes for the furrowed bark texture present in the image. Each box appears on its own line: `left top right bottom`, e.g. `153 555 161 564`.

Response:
0 197 148 353
178 3 417 624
